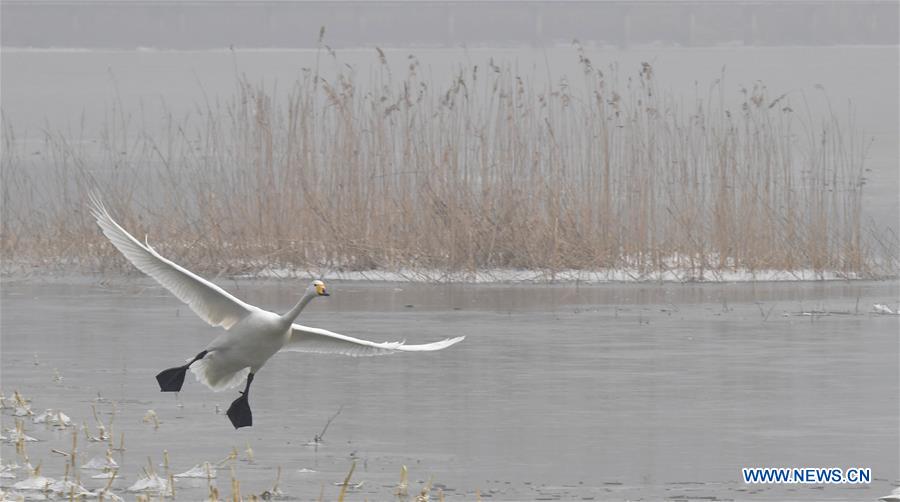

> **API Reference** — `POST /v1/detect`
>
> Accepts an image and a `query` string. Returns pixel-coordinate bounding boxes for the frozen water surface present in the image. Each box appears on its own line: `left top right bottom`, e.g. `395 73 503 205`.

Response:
1 277 897 500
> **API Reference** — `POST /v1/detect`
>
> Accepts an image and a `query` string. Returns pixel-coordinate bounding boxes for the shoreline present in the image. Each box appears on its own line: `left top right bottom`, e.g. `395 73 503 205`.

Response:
2 263 896 285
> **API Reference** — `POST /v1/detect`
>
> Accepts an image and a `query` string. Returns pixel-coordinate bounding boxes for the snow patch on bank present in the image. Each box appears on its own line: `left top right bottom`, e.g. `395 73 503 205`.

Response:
243 267 867 284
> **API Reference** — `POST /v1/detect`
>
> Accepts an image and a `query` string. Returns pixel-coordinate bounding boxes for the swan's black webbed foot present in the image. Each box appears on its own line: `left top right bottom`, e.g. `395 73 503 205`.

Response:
226 373 255 429
227 393 252 428
156 366 188 392
156 350 207 392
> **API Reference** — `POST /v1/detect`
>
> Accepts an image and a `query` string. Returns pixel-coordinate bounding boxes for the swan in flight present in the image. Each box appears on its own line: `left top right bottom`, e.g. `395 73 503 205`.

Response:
88 195 464 429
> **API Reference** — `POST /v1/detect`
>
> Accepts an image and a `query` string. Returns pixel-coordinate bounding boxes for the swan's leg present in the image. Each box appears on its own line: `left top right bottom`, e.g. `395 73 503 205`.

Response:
226 373 254 429
156 350 208 392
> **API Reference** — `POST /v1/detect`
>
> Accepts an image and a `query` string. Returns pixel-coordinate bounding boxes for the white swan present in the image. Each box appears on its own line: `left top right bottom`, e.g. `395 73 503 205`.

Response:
88 195 464 428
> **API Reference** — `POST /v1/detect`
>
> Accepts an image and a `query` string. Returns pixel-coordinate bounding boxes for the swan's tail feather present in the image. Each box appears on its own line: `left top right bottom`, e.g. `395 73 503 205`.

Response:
190 355 250 392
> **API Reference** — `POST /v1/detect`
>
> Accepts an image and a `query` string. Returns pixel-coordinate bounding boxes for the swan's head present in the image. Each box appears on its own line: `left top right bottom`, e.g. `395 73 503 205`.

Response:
310 280 330 297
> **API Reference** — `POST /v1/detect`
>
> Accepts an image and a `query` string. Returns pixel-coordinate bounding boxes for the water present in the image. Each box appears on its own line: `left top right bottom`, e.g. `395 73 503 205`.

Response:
2 43 899 499
1 277 898 500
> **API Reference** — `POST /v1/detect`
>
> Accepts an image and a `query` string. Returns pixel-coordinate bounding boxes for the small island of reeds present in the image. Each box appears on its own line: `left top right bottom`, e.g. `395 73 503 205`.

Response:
2 43 896 282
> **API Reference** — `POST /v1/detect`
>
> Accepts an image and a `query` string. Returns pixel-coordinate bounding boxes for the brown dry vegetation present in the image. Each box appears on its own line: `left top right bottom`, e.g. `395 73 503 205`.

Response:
1 45 895 280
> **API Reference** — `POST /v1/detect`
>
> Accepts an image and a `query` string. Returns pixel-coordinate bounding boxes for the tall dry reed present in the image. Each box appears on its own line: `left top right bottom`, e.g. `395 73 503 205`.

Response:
1 45 895 280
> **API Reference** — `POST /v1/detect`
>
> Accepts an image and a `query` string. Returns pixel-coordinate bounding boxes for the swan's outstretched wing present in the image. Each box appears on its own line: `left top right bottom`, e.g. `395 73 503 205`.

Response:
283 324 465 357
89 194 257 329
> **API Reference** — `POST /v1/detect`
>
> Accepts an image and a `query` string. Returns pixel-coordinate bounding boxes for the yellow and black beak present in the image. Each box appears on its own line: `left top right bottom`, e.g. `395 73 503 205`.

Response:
315 282 330 296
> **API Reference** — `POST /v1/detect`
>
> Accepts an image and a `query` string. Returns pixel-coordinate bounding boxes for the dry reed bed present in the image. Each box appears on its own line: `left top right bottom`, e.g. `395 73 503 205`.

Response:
1 46 895 280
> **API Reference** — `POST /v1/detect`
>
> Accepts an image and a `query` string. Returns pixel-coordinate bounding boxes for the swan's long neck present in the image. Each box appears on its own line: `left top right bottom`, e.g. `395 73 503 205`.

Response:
282 290 317 324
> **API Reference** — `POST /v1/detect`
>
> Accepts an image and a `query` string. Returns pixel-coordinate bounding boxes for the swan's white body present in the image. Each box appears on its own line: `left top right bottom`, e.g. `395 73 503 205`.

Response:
89 195 464 392
193 310 287 390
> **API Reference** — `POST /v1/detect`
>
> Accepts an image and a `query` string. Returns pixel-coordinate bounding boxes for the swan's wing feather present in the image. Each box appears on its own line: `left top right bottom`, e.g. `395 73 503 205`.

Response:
284 324 465 357
89 194 256 329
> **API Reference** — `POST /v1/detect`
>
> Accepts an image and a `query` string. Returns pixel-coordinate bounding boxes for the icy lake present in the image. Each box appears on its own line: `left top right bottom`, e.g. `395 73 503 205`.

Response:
1 43 898 500
1 278 897 500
